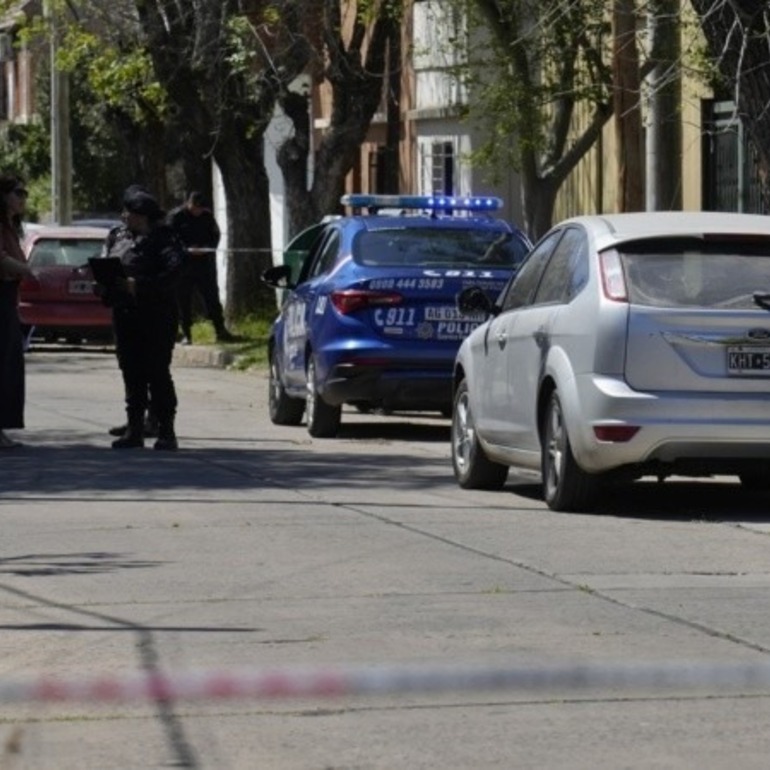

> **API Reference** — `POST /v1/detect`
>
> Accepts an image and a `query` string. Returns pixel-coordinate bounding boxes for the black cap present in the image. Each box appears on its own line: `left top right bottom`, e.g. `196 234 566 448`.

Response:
123 188 164 220
188 191 207 207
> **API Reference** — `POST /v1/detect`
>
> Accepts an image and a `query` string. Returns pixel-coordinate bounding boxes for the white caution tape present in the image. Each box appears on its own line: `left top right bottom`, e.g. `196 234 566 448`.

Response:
0 660 769 704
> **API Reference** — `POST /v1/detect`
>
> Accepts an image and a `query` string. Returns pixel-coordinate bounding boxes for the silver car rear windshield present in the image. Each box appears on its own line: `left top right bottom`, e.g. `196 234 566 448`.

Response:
620 237 770 310
354 228 530 269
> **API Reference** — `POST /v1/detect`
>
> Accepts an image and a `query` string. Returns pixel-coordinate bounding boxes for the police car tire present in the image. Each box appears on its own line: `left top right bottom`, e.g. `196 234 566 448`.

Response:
269 349 305 425
306 357 341 438
451 379 508 490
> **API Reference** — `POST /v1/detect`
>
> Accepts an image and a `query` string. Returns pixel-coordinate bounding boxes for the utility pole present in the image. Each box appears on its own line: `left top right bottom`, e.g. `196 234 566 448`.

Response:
45 0 72 224
613 0 644 212
645 0 682 211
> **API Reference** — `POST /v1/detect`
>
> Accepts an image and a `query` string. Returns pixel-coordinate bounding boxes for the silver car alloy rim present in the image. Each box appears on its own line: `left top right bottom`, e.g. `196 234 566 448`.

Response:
453 392 472 473
546 398 564 494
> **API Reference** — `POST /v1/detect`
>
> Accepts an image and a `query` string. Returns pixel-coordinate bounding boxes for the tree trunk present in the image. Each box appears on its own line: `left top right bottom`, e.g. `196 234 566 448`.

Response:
522 170 559 242
214 128 274 318
613 0 645 211
278 0 394 234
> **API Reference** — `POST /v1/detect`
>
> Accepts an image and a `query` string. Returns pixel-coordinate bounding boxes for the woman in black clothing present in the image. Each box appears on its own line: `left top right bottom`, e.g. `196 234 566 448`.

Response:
99 187 186 451
0 174 32 449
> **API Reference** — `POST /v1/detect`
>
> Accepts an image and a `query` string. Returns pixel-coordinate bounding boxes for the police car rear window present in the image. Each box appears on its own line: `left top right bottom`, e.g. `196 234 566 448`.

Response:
353 228 529 270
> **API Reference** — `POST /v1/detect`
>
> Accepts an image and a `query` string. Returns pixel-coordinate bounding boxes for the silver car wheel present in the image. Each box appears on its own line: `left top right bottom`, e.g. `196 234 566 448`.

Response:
544 396 566 496
453 389 473 475
542 390 600 512
451 379 508 489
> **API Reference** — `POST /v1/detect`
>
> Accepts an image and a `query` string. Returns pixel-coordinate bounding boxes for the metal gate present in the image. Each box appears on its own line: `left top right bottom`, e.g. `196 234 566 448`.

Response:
702 100 763 213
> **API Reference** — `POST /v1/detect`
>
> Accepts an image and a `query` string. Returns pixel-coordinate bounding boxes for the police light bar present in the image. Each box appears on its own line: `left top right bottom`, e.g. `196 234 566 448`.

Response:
340 194 503 212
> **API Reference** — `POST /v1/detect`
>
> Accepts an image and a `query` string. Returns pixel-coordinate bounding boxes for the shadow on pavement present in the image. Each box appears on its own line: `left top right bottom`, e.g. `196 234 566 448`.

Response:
0 438 454 497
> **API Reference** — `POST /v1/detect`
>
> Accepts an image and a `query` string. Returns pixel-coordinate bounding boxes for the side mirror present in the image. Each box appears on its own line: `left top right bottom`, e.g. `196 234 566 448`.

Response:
262 264 294 289
456 286 494 316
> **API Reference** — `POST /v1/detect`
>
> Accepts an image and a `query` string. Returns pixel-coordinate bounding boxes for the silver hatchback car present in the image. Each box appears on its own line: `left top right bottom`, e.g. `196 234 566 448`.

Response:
451 212 770 512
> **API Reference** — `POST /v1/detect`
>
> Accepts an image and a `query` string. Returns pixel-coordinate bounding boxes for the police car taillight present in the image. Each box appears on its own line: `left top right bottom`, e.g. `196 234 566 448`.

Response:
330 289 403 315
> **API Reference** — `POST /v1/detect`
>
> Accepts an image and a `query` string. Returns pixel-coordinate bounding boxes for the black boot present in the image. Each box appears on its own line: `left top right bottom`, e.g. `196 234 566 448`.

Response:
112 422 144 449
109 411 158 438
144 411 159 438
154 421 178 451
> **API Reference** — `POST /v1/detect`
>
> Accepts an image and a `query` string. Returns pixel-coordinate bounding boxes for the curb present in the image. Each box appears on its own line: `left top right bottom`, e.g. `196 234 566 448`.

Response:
172 344 234 369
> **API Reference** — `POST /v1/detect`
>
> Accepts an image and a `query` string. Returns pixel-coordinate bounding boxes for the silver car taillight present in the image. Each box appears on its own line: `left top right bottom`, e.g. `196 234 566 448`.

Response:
599 249 628 302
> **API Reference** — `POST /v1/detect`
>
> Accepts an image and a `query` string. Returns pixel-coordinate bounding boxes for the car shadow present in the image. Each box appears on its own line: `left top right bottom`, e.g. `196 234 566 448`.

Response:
507 476 770 521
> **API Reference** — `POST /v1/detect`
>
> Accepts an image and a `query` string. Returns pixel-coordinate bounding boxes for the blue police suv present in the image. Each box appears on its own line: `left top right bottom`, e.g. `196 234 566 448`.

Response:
262 194 531 437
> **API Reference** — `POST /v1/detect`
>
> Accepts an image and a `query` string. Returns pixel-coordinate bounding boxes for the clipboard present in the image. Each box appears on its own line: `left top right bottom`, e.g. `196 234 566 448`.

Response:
88 257 126 287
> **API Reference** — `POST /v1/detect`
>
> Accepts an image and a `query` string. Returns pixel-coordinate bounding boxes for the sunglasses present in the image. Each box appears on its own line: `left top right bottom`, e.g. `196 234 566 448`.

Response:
12 188 28 198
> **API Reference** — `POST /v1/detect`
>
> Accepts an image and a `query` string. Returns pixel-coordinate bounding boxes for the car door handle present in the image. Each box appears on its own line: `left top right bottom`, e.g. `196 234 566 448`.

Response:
495 330 507 348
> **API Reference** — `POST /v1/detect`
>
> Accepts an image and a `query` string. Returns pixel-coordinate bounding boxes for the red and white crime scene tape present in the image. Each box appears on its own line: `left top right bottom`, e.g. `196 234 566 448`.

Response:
2 660 770 704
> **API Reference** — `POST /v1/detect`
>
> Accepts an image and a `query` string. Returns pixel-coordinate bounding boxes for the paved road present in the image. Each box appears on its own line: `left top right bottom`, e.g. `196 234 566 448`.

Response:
1 347 770 769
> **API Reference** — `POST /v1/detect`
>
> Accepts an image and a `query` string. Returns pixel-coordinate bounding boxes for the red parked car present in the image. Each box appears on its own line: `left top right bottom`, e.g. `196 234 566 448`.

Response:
19 225 114 343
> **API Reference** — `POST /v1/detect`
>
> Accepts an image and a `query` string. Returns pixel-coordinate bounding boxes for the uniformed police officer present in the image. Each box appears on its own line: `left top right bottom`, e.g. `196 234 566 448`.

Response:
99 187 186 450
168 191 235 344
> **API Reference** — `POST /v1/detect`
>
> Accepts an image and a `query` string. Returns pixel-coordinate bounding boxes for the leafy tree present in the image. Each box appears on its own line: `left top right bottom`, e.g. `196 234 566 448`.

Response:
276 0 404 236
462 0 614 237
457 0 689 237
132 1 315 316
689 0 770 211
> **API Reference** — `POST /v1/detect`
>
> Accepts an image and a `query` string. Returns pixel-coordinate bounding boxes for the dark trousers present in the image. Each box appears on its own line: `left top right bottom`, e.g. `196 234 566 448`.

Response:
177 255 225 336
113 306 177 428
0 282 24 429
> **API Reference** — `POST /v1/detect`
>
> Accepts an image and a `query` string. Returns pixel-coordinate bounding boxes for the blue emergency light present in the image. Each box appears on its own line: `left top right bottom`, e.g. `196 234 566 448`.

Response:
340 194 503 212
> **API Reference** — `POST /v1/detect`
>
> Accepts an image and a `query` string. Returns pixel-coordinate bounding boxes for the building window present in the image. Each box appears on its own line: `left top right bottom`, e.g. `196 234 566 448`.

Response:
430 141 454 195
368 146 397 195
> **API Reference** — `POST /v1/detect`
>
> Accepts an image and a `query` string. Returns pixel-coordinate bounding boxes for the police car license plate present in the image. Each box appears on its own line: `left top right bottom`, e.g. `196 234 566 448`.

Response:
727 346 770 375
425 306 485 322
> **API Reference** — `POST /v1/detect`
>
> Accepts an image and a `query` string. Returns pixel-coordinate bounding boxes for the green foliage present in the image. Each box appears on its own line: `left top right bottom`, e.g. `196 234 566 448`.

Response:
57 27 166 123
225 15 261 81
456 0 611 177
0 122 49 180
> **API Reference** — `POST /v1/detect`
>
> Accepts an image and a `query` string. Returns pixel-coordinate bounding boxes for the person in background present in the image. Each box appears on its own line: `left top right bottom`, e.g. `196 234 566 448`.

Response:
0 174 33 449
98 186 185 451
168 191 235 344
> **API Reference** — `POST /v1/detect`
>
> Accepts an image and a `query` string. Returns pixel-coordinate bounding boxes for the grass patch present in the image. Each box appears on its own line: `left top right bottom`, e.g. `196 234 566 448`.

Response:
190 313 272 370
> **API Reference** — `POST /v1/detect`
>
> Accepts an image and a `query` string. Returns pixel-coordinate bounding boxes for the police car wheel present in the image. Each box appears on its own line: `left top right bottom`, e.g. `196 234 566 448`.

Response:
269 348 305 425
306 357 341 438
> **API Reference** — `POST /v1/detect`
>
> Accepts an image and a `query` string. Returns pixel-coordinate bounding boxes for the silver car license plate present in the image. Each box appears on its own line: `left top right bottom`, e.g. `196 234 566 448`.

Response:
727 345 770 375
